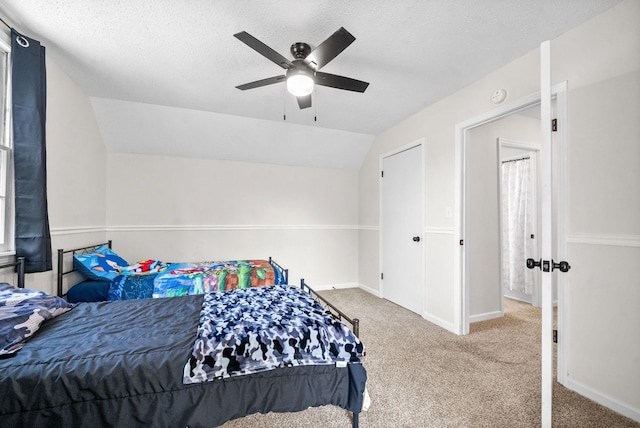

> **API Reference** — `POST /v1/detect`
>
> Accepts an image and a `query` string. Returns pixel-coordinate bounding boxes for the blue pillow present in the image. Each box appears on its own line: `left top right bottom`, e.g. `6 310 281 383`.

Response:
66 280 110 303
107 274 156 301
73 245 129 282
0 283 74 356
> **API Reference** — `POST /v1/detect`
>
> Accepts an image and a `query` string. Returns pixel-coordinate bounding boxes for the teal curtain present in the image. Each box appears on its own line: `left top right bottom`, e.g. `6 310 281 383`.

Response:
11 29 51 273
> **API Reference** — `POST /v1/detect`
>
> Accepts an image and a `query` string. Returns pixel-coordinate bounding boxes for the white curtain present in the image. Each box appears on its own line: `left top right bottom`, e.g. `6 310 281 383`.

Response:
501 157 534 295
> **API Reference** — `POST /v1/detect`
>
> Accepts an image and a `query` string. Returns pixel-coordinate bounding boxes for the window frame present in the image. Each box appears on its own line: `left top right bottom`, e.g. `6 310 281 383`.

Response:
0 33 14 258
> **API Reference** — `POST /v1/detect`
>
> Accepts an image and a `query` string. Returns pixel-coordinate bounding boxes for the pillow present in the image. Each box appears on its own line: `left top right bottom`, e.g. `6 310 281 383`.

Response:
107 273 156 301
119 259 168 276
0 283 74 356
73 245 129 282
66 280 110 303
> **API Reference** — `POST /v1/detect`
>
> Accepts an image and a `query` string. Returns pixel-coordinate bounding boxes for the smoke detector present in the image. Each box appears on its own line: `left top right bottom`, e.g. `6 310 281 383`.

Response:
491 89 507 104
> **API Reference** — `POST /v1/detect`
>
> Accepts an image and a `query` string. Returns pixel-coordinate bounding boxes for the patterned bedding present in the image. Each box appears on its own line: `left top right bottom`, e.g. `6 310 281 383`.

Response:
1 294 367 427
184 284 364 384
108 259 285 300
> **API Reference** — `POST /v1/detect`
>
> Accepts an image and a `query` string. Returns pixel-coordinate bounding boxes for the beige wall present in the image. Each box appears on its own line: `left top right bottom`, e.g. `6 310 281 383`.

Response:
467 114 540 319
359 0 639 419
7 0 638 419
24 55 108 293
564 69 640 417
20 50 361 293
105 153 360 288
358 47 542 322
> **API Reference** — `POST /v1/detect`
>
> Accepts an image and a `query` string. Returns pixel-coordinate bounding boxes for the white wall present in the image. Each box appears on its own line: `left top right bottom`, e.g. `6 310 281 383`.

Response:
562 69 640 419
358 47 542 326
467 114 540 320
10 28 361 294
24 53 108 293
105 153 360 289
7 0 638 419
359 0 639 419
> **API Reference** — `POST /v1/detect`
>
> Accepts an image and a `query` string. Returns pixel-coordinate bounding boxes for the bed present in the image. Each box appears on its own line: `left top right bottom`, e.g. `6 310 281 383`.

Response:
56 241 289 302
1 253 367 427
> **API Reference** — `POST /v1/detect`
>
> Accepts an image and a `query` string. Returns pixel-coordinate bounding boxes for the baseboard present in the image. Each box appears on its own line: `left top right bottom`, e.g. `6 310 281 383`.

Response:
469 310 502 323
357 283 381 298
423 312 458 334
563 377 640 423
311 282 359 292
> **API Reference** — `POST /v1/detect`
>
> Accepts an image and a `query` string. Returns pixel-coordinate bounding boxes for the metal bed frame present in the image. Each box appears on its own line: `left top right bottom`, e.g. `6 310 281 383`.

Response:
6 248 365 428
0 256 25 289
57 241 290 298
300 278 360 338
57 240 113 297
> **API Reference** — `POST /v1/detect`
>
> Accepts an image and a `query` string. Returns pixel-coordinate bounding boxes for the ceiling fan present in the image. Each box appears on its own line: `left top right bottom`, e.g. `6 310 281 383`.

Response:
234 27 369 109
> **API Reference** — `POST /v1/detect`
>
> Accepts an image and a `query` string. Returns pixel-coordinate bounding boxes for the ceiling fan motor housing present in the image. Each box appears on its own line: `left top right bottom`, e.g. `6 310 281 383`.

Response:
290 42 312 60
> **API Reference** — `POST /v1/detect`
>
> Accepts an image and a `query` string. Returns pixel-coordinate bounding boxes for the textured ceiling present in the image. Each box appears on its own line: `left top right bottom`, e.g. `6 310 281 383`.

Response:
0 0 622 169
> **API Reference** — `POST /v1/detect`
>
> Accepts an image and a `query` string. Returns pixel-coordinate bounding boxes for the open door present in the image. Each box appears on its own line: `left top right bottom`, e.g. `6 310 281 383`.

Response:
538 40 555 428
454 43 569 426
535 40 570 428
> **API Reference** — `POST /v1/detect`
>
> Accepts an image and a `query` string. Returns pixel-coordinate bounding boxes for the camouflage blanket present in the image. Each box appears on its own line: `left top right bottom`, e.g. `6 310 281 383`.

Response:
183 285 364 383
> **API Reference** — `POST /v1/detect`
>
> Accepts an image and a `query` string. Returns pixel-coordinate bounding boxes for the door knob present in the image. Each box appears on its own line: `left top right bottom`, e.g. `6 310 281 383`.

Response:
526 258 541 269
412 236 421 242
552 260 571 273
527 258 571 273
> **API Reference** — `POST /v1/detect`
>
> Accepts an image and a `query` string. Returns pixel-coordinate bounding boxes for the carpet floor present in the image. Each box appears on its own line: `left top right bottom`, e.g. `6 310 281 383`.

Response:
221 288 638 427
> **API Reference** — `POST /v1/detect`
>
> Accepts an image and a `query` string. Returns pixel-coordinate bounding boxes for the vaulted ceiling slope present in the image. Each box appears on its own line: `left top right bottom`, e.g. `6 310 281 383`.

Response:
0 1 621 169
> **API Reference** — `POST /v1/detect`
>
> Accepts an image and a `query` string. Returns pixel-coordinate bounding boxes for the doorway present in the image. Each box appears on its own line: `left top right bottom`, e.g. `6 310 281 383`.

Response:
380 141 425 315
454 84 569 415
453 82 567 341
463 103 546 323
499 139 541 308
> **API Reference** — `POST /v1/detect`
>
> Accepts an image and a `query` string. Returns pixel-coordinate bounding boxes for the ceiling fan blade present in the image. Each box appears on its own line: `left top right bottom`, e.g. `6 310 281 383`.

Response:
236 75 286 90
314 72 369 93
234 31 293 69
304 27 355 70
297 94 312 109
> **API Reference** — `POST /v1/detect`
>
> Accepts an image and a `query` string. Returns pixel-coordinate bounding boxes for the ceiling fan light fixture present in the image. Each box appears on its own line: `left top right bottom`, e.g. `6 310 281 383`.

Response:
286 69 314 97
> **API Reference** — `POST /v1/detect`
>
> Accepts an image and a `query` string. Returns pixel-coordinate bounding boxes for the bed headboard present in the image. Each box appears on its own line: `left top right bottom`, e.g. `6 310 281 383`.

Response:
0 256 25 289
57 241 112 297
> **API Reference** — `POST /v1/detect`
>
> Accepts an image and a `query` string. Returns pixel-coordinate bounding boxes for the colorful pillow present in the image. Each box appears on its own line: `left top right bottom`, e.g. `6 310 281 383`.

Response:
0 283 74 356
119 259 168 276
73 245 129 282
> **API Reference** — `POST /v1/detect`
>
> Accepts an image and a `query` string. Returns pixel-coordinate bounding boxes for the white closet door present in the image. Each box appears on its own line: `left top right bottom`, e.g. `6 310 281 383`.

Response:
381 143 424 315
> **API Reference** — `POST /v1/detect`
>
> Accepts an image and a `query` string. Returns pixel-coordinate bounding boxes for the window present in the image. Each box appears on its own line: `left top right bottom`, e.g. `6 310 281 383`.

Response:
0 35 12 255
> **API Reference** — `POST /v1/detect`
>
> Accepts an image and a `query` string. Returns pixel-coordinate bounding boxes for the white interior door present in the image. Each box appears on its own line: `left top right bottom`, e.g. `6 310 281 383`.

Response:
381 143 424 315
539 40 554 428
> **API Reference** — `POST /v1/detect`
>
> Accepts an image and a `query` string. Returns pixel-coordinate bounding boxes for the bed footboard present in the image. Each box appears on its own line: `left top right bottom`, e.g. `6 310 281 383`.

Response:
299 278 360 338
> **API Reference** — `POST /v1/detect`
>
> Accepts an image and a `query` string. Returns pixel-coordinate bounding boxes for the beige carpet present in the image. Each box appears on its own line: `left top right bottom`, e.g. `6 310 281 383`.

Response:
221 288 639 428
